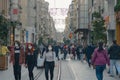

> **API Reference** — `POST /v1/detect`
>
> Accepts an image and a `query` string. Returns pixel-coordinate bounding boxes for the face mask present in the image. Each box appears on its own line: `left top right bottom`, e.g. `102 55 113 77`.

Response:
15 44 18 47
48 47 52 51
28 46 32 49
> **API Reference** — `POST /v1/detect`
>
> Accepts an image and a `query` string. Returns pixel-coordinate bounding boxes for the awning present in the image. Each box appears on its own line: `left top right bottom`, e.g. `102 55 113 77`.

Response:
74 29 81 34
74 28 89 34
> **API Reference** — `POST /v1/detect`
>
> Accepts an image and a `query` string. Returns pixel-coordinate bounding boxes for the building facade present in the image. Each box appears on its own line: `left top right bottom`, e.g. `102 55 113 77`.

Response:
0 0 9 17
65 0 89 45
20 0 28 43
0 0 56 45
88 0 116 46
36 0 56 44
64 0 78 43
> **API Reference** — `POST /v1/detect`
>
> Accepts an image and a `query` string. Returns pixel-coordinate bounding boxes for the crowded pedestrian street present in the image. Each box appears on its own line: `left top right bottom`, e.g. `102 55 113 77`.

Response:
1 0 120 80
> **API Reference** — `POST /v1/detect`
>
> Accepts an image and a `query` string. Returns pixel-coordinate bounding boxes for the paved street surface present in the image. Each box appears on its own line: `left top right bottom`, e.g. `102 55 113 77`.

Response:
61 59 120 80
0 56 120 80
0 62 42 80
37 61 59 80
0 58 59 80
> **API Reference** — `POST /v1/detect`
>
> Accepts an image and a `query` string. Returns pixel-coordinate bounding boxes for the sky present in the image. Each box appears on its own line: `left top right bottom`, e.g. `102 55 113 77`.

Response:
45 0 72 32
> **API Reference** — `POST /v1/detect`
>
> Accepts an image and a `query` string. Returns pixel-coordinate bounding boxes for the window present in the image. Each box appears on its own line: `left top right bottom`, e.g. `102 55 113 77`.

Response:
80 5 85 11
80 11 88 17
92 0 94 6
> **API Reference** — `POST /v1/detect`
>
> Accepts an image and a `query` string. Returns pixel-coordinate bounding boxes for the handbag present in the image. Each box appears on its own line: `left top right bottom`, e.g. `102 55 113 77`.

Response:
43 58 46 67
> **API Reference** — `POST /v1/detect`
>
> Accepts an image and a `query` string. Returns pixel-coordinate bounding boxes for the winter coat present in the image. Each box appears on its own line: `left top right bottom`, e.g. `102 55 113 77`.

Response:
108 44 120 59
92 48 110 66
10 46 25 65
85 45 95 59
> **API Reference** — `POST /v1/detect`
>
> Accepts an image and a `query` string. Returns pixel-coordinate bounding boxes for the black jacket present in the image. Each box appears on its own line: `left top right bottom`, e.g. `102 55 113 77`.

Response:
108 44 120 59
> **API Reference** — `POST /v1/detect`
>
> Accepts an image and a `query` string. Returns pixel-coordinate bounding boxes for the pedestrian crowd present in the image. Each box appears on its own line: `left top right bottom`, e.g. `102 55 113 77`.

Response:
34 40 120 80
1 39 120 80
57 40 120 80
8 41 58 80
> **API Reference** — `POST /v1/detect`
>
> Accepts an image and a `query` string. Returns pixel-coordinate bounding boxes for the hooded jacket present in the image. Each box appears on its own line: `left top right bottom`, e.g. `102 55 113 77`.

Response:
92 48 110 66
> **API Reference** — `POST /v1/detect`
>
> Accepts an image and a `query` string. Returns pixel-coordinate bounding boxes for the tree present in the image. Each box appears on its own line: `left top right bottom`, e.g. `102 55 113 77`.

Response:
114 0 120 23
0 15 9 45
63 37 70 44
38 37 43 45
92 12 107 44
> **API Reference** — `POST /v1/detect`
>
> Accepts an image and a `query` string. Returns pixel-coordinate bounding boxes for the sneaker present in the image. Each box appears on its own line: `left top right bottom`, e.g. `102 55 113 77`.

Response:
107 71 110 74
119 75 120 78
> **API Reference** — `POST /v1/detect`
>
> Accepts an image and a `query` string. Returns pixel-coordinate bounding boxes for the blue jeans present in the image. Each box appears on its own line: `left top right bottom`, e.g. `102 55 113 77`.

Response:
64 52 67 59
110 60 120 75
95 65 106 80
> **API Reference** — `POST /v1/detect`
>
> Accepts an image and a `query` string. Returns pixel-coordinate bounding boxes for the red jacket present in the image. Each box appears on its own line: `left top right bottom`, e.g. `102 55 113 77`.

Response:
10 46 25 65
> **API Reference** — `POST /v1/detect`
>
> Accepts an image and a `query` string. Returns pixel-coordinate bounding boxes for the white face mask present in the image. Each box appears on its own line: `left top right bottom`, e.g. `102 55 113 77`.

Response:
48 47 52 51
15 44 18 47
28 46 32 49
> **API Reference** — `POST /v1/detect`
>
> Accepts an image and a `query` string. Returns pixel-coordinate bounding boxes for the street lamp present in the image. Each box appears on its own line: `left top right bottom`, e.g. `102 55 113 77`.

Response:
14 21 22 41
16 22 22 30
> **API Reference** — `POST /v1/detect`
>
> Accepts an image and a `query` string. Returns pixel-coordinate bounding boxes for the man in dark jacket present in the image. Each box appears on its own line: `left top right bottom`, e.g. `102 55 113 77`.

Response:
76 44 83 60
108 40 120 77
85 44 95 67
54 44 60 60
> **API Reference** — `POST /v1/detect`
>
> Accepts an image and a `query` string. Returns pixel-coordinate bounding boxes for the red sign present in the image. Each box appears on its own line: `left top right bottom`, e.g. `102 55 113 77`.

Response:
69 33 72 39
13 9 18 14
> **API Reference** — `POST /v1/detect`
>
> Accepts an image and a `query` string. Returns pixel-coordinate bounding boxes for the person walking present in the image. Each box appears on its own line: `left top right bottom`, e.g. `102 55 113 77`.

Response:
43 44 56 80
92 42 110 80
85 44 95 67
54 44 60 60
71 44 76 60
76 44 81 60
25 43 35 80
108 40 120 77
33 43 39 67
10 41 25 80
63 44 68 60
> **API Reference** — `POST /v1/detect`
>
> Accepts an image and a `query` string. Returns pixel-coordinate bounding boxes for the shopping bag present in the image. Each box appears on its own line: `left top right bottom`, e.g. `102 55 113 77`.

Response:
37 54 44 68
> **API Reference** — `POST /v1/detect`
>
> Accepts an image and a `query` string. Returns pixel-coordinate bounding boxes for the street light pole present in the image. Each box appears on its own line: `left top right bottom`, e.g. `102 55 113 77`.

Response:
9 0 20 44
78 0 80 43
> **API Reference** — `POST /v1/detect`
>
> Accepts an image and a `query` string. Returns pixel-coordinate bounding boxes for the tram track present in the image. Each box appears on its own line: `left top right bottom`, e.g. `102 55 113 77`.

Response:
34 61 61 80
34 68 44 80
57 61 61 80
